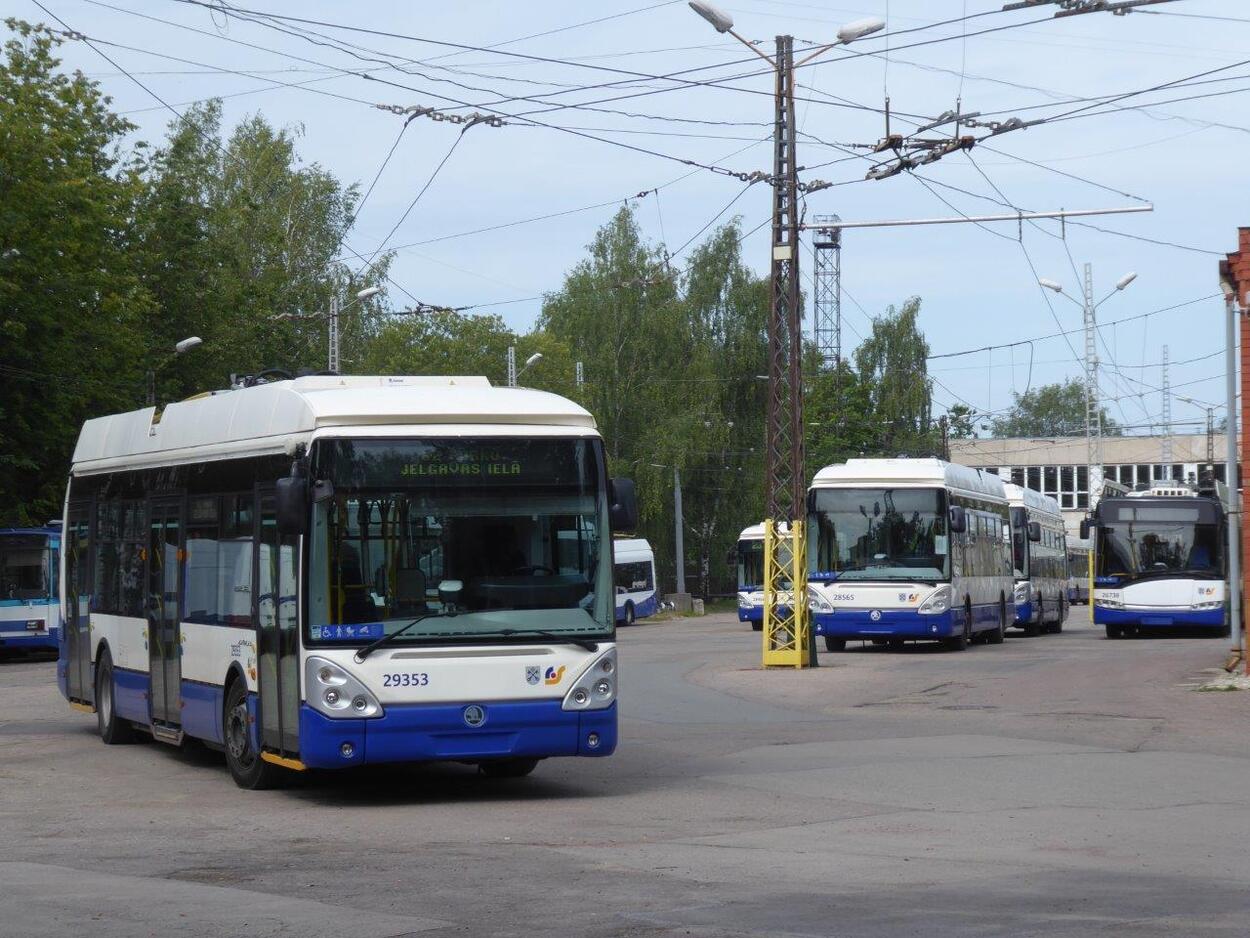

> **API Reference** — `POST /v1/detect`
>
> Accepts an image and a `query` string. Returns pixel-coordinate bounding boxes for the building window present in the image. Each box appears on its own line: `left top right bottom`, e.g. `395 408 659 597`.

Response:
1011 468 1024 487
1043 466 1058 497
1027 467 1041 492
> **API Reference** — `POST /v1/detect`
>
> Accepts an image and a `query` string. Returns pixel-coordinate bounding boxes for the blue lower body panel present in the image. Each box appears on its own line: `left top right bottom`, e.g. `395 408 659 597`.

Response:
113 666 149 723
0 628 59 650
739 607 763 624
1013 601 1035 626
618 594 658 622
1095 607 1225 629
815 603 1006 641
181 680 224 744
298 700 618 769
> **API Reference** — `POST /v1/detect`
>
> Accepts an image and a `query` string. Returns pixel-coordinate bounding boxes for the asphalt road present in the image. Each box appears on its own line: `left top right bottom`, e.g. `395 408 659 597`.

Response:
2 613 1248 937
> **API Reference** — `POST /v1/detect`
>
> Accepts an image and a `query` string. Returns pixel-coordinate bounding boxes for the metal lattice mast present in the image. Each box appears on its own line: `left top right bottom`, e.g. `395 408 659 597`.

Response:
812 215 842 368
1206 406 1215 466
1083 262 1102 504
327 294 341 374
766 34 804 522
506 345 517 387
1161 345 1173 469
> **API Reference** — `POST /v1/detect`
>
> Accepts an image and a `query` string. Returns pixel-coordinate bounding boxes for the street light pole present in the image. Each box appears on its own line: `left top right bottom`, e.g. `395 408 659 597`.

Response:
1221 268 1242 667
674 467 686 595
328 294 340 374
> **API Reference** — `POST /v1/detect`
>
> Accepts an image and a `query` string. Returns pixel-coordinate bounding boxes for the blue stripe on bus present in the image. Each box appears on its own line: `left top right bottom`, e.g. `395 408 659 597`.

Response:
813 603 1005 640
0 630 59 650
1095 607 1224 628
0 598 56 608
297 699 617 769
180 680 224 744
112 666 150 723
1013 601 1034 625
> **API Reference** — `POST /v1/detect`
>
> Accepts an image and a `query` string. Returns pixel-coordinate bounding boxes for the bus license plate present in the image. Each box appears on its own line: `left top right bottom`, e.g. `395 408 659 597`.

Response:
25 619 43 631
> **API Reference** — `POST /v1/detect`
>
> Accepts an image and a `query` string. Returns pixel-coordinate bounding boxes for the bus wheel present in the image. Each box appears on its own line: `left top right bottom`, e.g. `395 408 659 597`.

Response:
751 620 763 632
1105 624 1123 640
95 650 135 745
623 602 635 626
1025 595 1043 637
824 637 845 652
988 599 1006 645
944 606 970 651
480 758 539 779
1049 594 1065 633
224 679 281 790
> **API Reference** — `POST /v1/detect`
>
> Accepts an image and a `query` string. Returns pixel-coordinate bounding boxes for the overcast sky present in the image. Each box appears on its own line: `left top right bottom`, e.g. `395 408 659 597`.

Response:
22 0 1250 436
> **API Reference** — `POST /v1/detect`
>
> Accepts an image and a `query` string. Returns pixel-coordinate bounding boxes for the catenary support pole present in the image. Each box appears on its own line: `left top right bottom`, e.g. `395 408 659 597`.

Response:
1226 292 1242 666
674 467 686 595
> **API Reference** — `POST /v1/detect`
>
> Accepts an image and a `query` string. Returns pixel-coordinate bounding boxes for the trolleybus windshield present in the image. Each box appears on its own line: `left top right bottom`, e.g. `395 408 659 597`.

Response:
810 487 950 581
1096 504 1222 581
0 535 50 601
309 437 613 644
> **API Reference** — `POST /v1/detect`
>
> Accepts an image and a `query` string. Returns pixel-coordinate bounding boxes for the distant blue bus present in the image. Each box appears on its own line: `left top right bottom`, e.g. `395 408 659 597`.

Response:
0 524 61 651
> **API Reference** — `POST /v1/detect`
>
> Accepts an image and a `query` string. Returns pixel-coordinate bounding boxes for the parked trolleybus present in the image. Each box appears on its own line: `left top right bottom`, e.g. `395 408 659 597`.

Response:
807 459 1014 652
1067 537 1091 605
59 375 636 788
1 524 61 651
1086 481 1227 639
735 524 765 630
613 537 656 625
1003 483 1068 635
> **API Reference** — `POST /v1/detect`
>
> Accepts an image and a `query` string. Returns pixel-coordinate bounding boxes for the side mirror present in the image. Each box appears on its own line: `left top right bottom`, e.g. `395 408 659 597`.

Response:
438 579 463 610
1079 519 1091 540
948 505 967 534
275 476 308 536
1027 521 1042 543
609 477 638 532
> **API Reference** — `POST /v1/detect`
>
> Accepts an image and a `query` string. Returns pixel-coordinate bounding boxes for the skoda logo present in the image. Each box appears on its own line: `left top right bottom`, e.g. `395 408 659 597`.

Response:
869 609 882 622
463 705 486 728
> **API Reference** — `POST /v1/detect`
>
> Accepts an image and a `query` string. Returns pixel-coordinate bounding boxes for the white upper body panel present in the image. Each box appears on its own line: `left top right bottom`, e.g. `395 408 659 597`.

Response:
1001 482 1063 521
613 538 653 563
71 376 598 474
811 458 1007 504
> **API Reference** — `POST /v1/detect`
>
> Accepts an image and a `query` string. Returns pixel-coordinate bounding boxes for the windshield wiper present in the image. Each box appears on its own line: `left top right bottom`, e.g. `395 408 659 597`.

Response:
492 628 599 652
354 611 457 661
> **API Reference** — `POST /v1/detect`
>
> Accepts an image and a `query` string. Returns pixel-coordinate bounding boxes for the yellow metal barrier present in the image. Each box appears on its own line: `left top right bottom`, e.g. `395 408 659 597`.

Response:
762 518 811 668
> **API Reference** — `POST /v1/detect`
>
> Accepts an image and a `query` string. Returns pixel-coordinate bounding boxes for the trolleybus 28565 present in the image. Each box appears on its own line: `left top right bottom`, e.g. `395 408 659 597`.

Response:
59 375 636 788
807 458 1014 652
1003 482 1068 635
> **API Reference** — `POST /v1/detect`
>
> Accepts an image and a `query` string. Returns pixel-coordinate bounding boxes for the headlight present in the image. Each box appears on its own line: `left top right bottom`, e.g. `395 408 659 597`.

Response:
737 592 752 609
806 588 832 614
1013 582 1030 604
562 647 618 711
1192 600 1223 610
917 585 951 615
305 656 383 719
1096 596 1123 609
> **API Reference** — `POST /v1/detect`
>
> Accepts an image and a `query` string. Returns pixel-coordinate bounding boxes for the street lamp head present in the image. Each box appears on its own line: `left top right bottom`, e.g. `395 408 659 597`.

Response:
1038 278 1064 293
355 286 383 301
837 16 886 44
1114 272 1137 291
688 0 733 33
1219 260 1235 300
174 336 203 355
524 352 543 368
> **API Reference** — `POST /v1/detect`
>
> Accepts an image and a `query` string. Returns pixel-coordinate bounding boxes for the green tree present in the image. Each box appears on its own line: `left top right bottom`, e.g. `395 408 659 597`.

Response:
134 102 376 399
805 354 880 476
854 297 938 456
946 404 978 440
991 379 1121 438
0 21 152 524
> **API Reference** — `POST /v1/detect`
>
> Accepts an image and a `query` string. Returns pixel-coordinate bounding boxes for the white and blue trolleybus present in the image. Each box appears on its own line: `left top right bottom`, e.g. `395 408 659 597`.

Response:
1003 482 1068 635
613 537 656 625
59 375 635 788
807 458 1014 651
1 524 61 651
735 523 765 630
1087 481 1227 639
1067 537 1091 605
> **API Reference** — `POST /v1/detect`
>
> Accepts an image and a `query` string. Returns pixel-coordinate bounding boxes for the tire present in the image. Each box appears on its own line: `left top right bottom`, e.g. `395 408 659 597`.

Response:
480 758 539 778
95 650 135 745
824 637 845 652
223 678 282 790
751 620 763 632
987 599 1006 645
623 602 635 626
1049 594 1066 634
1105 624 1122 640
1024 595 1043 637
944 604 971 651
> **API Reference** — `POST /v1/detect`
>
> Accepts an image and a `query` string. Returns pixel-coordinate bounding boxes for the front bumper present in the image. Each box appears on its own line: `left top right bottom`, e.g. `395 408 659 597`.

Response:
298 699 618 769
813 609 958 640
0 625 58 649
1095 606 1224 628
738 606 762 623
1013 601 1035 626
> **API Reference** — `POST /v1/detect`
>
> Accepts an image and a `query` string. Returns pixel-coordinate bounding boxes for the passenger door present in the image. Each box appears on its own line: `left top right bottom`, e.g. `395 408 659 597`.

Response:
147 498 183 726
258 494 301 758
64 502 93 703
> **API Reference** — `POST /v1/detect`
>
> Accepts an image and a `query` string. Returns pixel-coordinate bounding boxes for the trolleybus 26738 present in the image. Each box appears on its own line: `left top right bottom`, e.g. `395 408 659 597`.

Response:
1086 481 1227 639
1 523 61 651
59 375 636 788
807 458 1014 652
613 537 656 625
